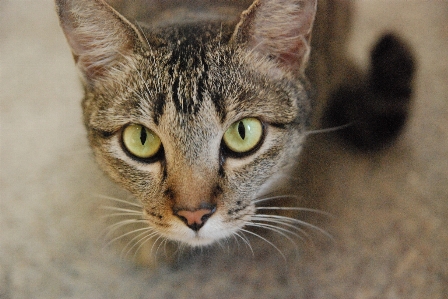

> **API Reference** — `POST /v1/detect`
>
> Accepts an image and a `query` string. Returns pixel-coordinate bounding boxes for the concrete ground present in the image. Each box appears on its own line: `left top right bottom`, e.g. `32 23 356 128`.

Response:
1 0 447 298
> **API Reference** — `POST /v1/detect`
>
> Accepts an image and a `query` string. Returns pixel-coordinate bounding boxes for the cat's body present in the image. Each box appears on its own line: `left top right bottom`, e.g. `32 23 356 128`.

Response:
56 0 414 262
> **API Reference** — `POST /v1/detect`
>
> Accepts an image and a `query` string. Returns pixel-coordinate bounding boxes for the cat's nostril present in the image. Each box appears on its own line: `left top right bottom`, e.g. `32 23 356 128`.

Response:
174 206 216 232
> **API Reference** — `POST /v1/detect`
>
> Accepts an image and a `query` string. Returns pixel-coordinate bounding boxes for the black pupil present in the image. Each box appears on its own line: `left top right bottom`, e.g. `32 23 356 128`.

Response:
140 127 147 145
238 121 246 140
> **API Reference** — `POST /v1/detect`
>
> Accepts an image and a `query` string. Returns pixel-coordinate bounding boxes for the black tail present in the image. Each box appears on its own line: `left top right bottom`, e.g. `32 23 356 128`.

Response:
323 33 416 151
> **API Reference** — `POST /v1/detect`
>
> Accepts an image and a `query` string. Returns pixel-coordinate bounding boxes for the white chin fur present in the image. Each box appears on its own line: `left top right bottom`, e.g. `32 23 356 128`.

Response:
166 215 242 247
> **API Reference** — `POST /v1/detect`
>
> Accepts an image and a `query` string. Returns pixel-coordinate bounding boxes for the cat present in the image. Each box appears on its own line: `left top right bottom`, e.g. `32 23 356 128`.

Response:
55 0 414 263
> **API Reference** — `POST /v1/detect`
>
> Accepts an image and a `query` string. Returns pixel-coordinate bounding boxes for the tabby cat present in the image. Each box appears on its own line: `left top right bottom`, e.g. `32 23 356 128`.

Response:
55 0 414 260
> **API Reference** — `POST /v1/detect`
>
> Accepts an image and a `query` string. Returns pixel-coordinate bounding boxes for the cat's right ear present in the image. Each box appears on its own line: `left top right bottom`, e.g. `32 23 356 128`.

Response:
55 0 145 85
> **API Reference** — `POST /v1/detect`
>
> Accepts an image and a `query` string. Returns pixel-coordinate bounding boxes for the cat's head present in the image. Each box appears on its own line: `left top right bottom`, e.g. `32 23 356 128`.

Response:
56 0 317 247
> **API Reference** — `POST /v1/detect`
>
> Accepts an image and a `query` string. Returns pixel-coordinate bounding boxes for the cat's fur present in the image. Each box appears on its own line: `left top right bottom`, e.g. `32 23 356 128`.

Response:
56 0 414 262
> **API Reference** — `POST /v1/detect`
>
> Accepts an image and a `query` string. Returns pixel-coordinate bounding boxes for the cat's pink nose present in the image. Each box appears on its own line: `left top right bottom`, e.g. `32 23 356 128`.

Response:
174 206 216 231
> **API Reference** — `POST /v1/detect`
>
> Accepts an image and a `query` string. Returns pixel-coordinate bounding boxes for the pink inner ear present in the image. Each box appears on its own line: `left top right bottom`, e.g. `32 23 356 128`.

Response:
236 0 317 75
73 24 135 83
277 33 311 73
75 33 132 81
57 0 141 84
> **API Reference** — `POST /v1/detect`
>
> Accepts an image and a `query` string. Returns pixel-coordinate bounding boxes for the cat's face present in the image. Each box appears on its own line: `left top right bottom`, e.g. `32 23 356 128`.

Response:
57 0 316 246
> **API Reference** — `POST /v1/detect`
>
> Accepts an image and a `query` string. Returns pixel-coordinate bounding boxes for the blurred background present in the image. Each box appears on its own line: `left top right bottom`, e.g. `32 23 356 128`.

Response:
1 0 447 298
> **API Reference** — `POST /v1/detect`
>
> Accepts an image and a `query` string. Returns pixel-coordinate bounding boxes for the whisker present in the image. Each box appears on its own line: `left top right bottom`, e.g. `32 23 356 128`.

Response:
230 234 244 254
94 194 142 208
240 228 286 261
151 235 165 256
104 219 148 240
245 222 301 250
132 232 160 260
173 243 183 263
216 239 228 254
177 242 187 257
105 219 146 231
126 229 156 251
121 229 156 258
106 227 151 247
252 194 302 205
101 205 141 214
100 205 142 220
256 206 334 218
234 232 254 257
101 212 143 219
305 123 353 136
102 223 146 252
163 239 173 258
230 234 239 248
156 238 168 257
254 214 334 241
223 237 232 253
251 216 309 239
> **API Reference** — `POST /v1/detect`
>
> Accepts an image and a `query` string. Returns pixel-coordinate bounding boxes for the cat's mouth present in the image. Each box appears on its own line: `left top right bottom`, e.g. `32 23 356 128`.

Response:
160 214 247 247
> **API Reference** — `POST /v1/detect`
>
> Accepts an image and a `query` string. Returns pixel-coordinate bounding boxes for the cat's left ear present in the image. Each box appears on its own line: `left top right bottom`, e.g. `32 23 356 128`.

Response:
232 0 317 76
56 0 145 85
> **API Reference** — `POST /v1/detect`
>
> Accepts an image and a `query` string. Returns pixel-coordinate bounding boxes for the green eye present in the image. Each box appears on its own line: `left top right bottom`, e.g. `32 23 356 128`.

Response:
223 118 263 154
122 124 162 159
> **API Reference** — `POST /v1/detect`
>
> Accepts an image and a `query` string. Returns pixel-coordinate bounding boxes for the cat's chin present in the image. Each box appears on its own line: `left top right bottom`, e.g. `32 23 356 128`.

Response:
161 215 244 247
177 236 221 248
